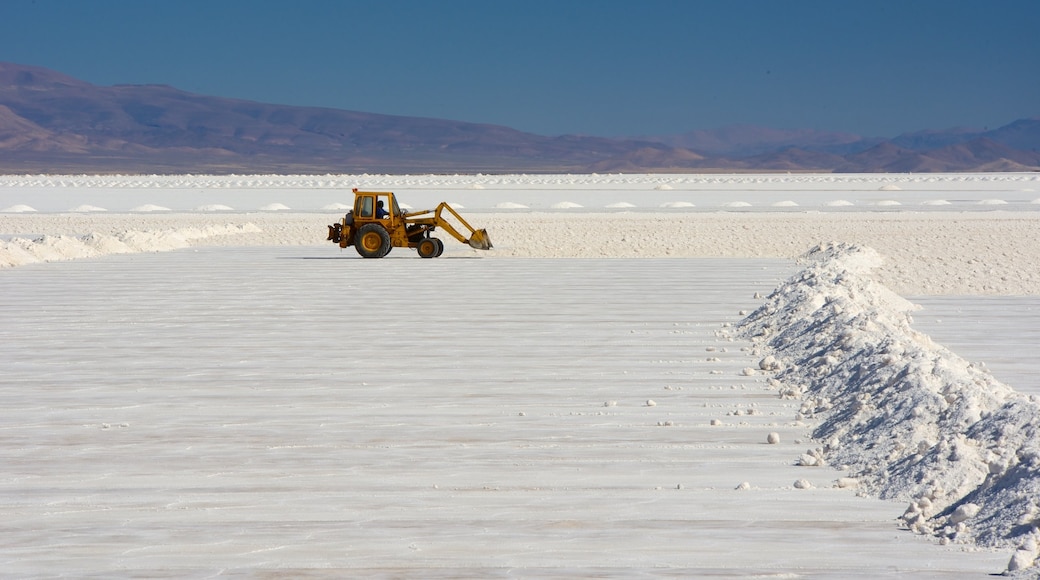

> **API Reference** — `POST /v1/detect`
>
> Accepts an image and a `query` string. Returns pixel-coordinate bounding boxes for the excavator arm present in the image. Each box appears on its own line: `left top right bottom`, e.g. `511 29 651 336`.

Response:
403 203 492 250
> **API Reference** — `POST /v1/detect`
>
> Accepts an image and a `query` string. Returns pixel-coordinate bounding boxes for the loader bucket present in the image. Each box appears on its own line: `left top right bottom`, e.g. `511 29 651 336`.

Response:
467 229 493 250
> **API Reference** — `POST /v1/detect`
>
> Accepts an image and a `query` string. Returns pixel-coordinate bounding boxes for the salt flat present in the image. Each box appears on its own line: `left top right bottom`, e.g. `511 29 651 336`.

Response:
0 248 1010 577
2 172 1039 577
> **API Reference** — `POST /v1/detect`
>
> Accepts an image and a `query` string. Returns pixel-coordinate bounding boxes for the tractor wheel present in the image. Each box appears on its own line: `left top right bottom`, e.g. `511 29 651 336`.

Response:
355 224 391 258
417 237 438 258
432 238 445 257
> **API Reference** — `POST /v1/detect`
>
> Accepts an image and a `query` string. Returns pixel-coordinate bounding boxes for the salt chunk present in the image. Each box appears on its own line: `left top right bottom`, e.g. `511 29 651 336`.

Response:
949 503 980 525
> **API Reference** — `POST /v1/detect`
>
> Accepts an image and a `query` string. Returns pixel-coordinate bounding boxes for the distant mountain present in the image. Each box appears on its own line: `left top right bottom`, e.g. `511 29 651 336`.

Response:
643 125 872 157
0 62 1037 174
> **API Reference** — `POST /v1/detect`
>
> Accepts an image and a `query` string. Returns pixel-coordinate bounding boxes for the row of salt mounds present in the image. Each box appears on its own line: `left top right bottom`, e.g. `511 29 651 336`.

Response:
0 223 262 268
738 243 1040 575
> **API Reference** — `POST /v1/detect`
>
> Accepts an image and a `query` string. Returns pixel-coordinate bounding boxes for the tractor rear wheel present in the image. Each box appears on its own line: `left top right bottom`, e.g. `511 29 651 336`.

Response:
417 237 438 258
355 224 391 258
432 238 445 257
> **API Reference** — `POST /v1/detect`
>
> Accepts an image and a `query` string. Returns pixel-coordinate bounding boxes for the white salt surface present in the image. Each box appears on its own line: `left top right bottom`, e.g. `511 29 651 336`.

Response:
130 204 171 212
2 173 1040 576
0 250 1012 577
910 297 1040 397
195 203 235 211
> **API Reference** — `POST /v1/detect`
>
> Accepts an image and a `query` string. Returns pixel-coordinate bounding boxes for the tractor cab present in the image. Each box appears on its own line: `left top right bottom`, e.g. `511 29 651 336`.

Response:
353 191 402 223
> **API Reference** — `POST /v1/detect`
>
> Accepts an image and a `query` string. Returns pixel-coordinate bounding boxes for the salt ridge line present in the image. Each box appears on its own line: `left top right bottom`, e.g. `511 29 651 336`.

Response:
0 223 262 268
0 172 1037 190
738 243 1040 575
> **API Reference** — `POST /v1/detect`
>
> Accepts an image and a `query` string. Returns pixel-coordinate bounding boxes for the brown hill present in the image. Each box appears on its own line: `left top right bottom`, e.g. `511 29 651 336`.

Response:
926 137 1040 168
0 62 1037 174
0 62 705 173
735 147 847 171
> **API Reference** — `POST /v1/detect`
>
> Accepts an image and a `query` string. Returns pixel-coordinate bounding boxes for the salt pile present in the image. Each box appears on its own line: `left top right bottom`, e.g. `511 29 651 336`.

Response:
2 204 37 213
739 243 1040 574
0 223 262 268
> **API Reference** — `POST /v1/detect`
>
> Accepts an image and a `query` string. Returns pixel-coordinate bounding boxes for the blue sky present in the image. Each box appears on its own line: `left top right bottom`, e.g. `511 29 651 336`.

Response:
2 0 1037 138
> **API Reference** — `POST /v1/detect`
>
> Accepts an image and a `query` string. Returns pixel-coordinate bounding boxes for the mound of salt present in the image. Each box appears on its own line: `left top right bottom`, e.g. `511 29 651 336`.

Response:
654 184 674 191
740 242 1040 573
81 232 134 254
2 204 37 213
495 202 528 209
977 199 1008 205
872 200 901 206
196 204 235 211
550 201 583 209
879 184 902 191
131 204 172 212
824 200 854 207
660 201 695 208
605 202 636 208
69 205 107 212
772 200 799 207
259 203 291 211
921 200 951 206
1 223 262 268
723 201 752 208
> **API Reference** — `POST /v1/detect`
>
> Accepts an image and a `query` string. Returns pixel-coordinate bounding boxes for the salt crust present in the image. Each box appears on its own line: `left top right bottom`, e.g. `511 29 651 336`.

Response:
739 243 1040 574
4 211 1040 572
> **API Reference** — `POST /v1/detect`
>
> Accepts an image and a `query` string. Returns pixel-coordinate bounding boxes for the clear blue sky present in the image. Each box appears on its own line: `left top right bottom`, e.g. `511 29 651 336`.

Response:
2 0 1037 138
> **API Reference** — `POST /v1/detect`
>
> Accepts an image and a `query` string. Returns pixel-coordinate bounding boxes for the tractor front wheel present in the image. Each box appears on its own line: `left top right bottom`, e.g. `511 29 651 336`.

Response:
417 237 439 258
355 224 391 258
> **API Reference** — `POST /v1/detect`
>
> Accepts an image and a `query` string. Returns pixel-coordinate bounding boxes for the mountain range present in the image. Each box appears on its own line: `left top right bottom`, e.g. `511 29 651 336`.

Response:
1 62 1037 174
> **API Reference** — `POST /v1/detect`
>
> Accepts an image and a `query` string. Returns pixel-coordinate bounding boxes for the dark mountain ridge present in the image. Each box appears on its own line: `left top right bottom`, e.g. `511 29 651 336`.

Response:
0 62 1037 174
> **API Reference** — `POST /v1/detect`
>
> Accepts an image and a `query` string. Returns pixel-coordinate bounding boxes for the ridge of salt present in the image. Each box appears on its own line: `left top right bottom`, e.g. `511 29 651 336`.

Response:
739 242 1040 574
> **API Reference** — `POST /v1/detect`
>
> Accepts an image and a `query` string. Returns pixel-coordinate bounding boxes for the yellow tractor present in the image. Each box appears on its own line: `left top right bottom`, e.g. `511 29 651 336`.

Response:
326 189 492 258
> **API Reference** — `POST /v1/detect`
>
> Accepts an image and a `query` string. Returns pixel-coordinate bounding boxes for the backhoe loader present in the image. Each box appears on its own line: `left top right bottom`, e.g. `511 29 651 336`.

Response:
326 189 492 258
